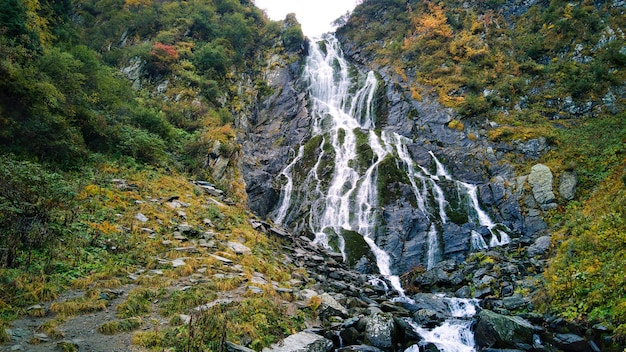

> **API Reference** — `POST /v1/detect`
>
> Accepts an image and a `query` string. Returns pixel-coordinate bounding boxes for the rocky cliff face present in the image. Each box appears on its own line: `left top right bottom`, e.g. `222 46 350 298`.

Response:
241 35 563 276
242 55 311 218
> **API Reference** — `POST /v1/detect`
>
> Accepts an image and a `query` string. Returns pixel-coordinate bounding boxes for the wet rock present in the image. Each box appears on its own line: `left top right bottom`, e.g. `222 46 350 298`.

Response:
262 331 333 352
414 268 450 287
552 333 590 352
527 164 556 210
339 327 362 346
337 346 383 352
363 312 396 349
502 294 528 311
474 309 535 349
413 309 444 328
559 171 577 201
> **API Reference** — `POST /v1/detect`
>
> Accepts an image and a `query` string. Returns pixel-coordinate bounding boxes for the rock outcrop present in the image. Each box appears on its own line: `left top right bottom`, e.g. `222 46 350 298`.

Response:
528 164 557 210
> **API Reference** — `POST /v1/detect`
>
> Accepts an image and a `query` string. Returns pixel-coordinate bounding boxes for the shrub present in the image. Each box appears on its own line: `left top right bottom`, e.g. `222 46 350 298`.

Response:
116 126 167 164
0 155 75 268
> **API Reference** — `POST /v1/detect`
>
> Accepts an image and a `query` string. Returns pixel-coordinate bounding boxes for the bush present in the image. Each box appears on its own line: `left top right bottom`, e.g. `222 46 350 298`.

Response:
0 155 75 268
117 126 167 164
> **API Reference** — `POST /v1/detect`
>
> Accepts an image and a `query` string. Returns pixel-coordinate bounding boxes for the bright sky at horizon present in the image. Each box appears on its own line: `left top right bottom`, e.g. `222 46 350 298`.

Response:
254 0 359 37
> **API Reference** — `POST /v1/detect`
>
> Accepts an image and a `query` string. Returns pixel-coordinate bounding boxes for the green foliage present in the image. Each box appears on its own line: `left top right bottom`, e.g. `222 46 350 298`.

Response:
0 0 29 38
193 41 231 75
0 154 75 268
542 114 626 330
173 298 304 350
117 126 167 164
282 13 304 53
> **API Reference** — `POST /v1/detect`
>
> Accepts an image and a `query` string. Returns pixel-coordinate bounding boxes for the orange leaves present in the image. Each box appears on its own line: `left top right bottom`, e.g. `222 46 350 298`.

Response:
406 1 452 42
151 42 179 63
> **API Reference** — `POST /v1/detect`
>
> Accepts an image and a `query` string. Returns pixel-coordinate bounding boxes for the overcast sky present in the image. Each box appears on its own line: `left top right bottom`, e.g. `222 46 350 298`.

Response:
254 0 359 37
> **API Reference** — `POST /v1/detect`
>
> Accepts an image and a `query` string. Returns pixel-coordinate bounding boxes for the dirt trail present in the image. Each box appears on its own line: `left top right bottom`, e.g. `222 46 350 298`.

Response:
2 285 146 352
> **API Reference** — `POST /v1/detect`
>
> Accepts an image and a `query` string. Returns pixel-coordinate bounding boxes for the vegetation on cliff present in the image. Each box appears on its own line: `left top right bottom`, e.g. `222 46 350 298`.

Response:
0 0 308 349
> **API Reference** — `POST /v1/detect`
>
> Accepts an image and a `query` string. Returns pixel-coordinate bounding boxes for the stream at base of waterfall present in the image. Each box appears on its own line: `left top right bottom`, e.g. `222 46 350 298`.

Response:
272 34 512 351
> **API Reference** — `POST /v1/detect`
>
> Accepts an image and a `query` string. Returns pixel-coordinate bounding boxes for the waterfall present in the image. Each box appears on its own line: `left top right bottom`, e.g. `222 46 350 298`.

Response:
272 34 510 297
426 224 439 270
274 146 305 225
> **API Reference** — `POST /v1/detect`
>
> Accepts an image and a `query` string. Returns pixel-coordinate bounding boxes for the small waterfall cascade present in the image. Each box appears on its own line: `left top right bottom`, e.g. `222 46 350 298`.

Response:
274 145 304 225
405 297 479 352
272 34 510 295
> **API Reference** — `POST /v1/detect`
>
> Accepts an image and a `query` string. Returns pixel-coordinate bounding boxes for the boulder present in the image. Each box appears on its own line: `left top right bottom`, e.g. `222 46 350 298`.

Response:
262 331 333 352
527 236 551 257
559 171 577 201
337 346 383 352
474 310 535 349
318 293 349 320
552 333 590 352
363 312 397 349
527 164 556 210
518 137 548 159
227 241 252 255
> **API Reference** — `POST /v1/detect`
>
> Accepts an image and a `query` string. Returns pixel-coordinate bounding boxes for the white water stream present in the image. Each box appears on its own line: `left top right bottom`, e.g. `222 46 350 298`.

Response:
406 297 479 352
269 34 515 352
272 34 510 299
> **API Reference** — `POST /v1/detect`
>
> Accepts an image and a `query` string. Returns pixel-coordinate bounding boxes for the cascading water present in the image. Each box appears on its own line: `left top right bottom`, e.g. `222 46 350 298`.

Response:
405 297 479 352
274 146 304 225
272 34 510 295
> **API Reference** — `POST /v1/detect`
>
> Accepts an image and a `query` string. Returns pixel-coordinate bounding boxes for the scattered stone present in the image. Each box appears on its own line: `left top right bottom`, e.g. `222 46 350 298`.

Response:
171 259 186 267
262 331 333 352
173 232 188 241
178 224 193 233
247 286 264 295
166 201 182 209
174 246 198 253
194 299 233 311
503 294 528 311
180 314 191 325
135 213 149 222
227 241 252 255
226 341 257 352
250 276 268 285
31 333 49 343
559 171 577 201
553 333 589 352
210 254 233 264
337 346 383 352
527 164 557 210
518 137 549 159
